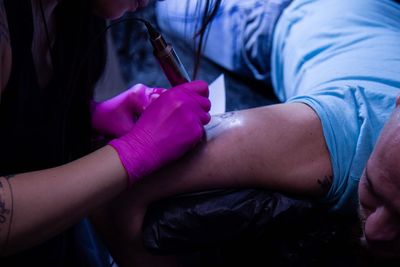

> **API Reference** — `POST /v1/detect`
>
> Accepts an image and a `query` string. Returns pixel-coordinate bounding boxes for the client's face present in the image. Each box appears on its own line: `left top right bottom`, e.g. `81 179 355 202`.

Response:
359 172 400 257
358 99 400 258
92 0 150 19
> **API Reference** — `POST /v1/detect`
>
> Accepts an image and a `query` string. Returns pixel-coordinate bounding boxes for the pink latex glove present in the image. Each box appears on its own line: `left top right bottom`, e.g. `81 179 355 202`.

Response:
109 80 211 186
91 84 165 137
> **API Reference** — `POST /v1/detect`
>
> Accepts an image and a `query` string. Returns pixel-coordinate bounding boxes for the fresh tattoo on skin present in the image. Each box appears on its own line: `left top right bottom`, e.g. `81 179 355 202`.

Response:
206 112 235 130
0 176 14 254
205 112 243 140
0 182 9 223
317 175 333 193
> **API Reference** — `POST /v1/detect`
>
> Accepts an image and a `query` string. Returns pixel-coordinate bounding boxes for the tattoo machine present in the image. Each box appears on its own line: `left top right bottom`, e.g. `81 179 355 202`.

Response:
143 21 191 86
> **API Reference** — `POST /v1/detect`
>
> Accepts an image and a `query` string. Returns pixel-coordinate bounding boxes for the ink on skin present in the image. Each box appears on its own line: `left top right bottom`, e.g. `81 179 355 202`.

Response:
206 112 236 131
0 179 11 249
0 175 14 253
0 181 10 223
204 112 241 140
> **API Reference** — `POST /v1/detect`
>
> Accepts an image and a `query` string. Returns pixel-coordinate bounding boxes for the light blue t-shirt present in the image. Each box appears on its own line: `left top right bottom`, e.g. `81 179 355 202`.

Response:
271 0 400 212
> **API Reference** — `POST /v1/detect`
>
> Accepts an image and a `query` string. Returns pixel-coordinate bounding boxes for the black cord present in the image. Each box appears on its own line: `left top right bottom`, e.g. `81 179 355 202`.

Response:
77 16 148 78
66 16 150 100
60 16 149 161
67 16 150 99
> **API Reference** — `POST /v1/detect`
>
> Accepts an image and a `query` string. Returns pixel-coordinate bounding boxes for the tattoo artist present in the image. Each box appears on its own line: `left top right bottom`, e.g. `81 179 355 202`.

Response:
0 0 211 266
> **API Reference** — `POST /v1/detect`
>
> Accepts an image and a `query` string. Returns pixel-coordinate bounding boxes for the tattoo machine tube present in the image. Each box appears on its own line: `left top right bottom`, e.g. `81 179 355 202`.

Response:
144 21 191 87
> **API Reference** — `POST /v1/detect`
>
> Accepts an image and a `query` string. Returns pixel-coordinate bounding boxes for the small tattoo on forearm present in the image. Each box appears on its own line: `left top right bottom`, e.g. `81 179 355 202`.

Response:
318 175 333 193
0 184 10 224
219 112 236 119
0 177 14 253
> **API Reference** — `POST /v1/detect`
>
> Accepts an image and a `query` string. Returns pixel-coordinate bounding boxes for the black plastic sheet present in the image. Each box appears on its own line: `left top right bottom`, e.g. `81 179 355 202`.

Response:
143 189 314 254
142 189 381 267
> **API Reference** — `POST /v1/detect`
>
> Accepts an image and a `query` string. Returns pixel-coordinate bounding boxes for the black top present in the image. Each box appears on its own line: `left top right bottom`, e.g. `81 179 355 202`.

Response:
0 0 108 266
0 0 67 175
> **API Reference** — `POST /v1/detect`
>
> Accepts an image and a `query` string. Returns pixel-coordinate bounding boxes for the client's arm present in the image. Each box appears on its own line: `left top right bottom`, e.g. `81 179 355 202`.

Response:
136 103 332 201
92 103 333 267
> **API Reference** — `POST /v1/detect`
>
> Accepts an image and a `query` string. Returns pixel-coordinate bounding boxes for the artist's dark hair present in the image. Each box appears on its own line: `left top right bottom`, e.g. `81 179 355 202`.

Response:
49 0 220 161
52 0 107 161
192 0 222 79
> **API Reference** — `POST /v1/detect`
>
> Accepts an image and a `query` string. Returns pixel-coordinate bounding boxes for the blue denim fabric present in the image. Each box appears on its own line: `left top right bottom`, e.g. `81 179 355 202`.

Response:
156 0 292 82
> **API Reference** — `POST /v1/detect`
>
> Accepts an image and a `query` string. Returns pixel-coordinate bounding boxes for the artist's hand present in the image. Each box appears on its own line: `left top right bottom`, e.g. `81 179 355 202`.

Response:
109 80 211 186
91 84 165 137
359 97 400 258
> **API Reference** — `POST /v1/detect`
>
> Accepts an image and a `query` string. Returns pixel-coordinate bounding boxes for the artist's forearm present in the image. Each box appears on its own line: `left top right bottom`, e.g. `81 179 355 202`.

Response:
0 145 126 256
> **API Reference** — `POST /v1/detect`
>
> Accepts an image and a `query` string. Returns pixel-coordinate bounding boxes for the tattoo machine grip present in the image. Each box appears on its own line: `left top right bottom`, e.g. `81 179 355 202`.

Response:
144 22 191 87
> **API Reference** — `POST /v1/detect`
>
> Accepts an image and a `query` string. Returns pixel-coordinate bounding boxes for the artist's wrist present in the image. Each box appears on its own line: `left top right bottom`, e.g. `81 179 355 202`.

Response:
108 129 158 187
